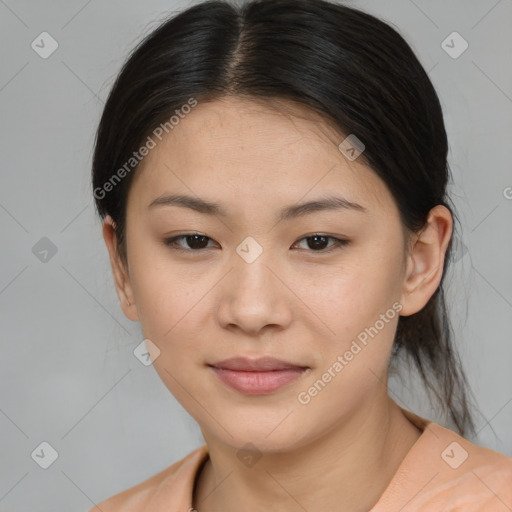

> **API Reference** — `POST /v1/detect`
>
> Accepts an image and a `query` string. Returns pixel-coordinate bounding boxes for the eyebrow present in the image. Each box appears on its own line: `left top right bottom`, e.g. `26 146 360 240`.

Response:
148 193 367 222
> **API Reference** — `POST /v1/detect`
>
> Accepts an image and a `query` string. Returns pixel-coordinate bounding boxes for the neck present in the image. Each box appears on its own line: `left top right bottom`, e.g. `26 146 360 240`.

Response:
193 394 422 512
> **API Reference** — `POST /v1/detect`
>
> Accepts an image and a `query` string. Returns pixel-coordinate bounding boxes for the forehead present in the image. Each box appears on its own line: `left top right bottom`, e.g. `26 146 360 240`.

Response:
129 96 397 218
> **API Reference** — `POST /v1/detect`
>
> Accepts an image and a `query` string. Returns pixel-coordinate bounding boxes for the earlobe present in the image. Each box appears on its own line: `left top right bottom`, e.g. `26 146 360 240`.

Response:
399 205 453 316
102 215 139 322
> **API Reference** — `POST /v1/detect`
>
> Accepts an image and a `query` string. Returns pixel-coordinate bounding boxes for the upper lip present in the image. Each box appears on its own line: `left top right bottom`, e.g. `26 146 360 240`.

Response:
209 357 308 371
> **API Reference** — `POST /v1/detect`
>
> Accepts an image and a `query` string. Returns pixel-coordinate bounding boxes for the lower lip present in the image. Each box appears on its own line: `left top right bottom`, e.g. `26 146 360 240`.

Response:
210 367 307 395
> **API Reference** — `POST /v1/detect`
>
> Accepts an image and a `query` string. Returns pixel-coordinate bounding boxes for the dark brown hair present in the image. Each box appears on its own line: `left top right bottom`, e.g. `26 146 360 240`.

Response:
92 0 476 436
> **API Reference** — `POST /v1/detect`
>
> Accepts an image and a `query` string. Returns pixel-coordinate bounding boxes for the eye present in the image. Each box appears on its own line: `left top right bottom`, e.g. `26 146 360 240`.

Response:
292 234 349 252
164 233 218 251
164 233 349 253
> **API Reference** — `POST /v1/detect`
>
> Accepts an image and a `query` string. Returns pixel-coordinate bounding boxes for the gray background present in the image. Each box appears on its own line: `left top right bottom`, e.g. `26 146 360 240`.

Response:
1 0 511 510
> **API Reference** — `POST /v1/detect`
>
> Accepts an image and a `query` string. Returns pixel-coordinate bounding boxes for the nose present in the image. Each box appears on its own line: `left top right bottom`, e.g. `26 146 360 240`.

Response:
215 250 293 336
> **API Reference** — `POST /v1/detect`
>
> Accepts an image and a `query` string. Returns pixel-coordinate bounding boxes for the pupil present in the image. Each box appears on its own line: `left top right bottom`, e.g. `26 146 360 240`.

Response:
309 235 328 250
188 235 208 249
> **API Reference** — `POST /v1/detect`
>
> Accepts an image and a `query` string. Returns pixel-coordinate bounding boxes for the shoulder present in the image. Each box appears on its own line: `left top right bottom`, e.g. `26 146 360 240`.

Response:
403 422 512 511
87 445 208 512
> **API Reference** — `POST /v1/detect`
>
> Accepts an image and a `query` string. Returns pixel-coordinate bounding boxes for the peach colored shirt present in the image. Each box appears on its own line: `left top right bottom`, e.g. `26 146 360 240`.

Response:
89 408 512 511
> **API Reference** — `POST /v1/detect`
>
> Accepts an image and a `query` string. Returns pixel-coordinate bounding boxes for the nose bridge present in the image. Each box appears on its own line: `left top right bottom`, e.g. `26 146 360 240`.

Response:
231 236 276 297
216 235 291 332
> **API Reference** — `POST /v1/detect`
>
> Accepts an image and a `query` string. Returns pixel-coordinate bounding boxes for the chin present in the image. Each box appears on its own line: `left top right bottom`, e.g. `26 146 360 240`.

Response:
204 417 314 455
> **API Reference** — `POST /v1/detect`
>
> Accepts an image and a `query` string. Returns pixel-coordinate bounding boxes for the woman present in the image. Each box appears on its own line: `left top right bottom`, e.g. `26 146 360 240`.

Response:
89 0 512 510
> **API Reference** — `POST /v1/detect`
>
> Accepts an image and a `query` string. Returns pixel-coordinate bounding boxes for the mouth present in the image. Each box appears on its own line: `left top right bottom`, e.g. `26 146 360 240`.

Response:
208 357 310 395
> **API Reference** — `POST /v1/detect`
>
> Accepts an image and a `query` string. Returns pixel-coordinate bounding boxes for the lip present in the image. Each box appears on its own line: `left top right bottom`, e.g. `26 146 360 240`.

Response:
210 356 308 372
208 357 309 395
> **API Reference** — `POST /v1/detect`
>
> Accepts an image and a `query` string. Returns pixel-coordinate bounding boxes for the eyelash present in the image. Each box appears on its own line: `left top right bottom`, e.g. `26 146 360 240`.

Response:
163 233 350 254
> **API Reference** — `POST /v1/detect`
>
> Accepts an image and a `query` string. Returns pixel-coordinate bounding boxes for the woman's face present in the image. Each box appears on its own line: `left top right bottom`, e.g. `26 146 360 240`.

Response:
108 97 422 451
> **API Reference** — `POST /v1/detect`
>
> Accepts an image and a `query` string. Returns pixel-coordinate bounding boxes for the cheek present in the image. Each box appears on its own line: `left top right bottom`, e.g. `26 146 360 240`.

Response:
294 263 401 421
132 264 209 340
126 233 206 329
294 251 402 341
129 259 212 410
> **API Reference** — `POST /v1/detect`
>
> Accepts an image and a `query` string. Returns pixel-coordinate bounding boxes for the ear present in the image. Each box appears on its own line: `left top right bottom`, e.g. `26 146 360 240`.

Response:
399 205 453 316
102 215 139 322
